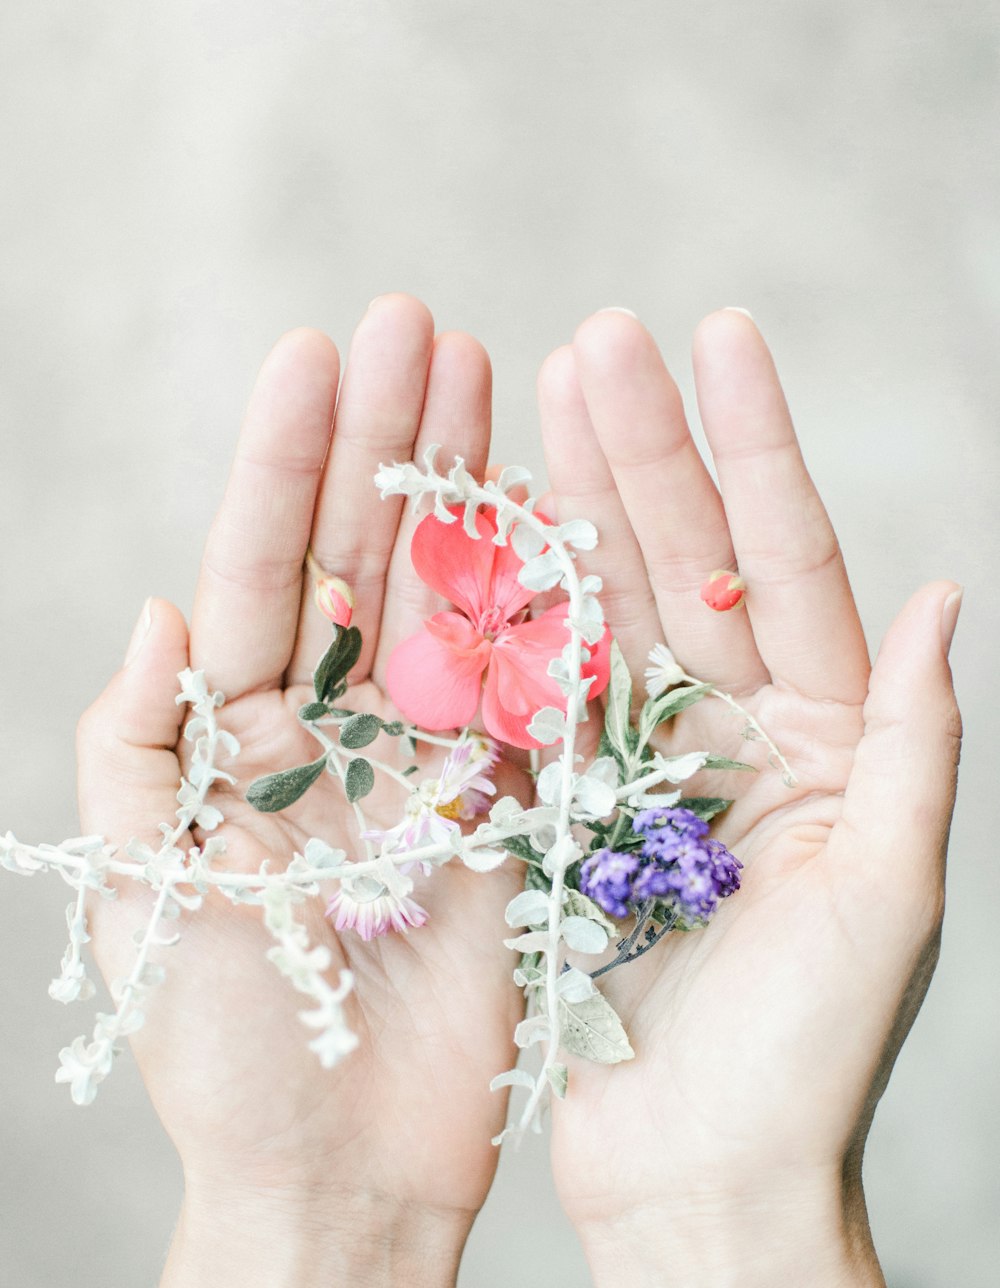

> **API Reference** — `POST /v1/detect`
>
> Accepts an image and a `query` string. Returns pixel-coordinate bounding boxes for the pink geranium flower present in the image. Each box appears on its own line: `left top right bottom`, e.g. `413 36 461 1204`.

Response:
386 509 610 749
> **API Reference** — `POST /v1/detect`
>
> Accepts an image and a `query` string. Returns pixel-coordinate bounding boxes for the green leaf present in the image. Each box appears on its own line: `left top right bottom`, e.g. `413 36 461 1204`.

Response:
340 713 382 749
381 720 405 736
402 764 419 777
503 834 543 865
558 990 635 1064
603 640 634 759
345 757 375 802
638 682 711 744
700 755 755 772
562 887 618 937
246 755 328 813
298 701 329 722
313 625 363 702
546 1063 569 1099
678 796 733 820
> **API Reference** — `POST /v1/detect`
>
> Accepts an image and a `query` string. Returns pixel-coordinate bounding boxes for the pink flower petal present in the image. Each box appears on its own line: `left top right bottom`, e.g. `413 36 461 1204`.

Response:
385 613 489 730
480 606 612 749
410 508 498 623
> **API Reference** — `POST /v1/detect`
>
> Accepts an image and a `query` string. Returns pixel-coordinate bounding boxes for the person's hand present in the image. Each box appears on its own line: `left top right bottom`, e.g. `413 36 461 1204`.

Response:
76 296 525 1288
537 308 961 1287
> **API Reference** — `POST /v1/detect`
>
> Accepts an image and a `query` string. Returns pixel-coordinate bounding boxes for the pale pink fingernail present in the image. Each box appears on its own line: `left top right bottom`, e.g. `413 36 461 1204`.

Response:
940 587 963 654
124 598 153 667
598 307 638 318
724 307 755 320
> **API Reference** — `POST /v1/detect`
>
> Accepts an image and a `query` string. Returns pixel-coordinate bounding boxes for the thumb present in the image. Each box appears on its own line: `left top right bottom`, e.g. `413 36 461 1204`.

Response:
76 597 192 845
832 581 962 904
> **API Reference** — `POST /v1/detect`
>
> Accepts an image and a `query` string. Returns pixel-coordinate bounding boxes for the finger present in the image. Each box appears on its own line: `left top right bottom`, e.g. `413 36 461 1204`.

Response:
538 344 663 684
832 582 961 929
286 294 435 687
372 331 492 688
77 598 191 857
190 329 340 699
572 311 768 693
692 310 870 703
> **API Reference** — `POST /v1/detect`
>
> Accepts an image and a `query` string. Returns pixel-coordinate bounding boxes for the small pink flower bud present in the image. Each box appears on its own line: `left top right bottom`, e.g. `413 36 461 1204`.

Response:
315 575 355 627
700 570 745 612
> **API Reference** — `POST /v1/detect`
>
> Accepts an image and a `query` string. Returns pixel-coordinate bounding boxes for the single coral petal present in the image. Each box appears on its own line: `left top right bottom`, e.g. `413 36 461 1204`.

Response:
410 508 498 623
385 618 489 730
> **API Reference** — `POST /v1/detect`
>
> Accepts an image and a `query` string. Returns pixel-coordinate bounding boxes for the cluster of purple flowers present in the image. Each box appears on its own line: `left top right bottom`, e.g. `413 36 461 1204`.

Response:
578 806 742 926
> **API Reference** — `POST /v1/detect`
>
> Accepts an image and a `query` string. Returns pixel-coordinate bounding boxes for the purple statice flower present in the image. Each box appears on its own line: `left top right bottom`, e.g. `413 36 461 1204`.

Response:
579 848 641 919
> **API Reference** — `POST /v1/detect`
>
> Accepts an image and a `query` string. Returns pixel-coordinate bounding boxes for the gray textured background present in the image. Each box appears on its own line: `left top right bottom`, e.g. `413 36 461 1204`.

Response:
2 3 998 1285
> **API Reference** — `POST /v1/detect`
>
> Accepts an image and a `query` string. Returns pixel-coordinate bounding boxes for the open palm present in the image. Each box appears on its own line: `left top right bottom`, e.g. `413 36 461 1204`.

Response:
76 298 526 1229
537 309 961 1266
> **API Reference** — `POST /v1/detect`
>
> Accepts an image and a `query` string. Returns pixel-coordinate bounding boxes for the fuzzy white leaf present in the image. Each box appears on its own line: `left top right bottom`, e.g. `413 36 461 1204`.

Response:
518 550 565 592
560 916 610 955
514 1015 552 1048
572 774 617 819
556 518 598 551
490 1068 537 1092
542 834 583 878
459 844 508 872
505 889 551 928
503 931 552 954
527 706 567 746
511 522 547 561
650 751 709 782
557 966 598 1003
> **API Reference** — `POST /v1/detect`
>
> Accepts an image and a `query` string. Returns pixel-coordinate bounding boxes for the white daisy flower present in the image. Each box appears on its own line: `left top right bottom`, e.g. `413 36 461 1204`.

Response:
644 643 686 699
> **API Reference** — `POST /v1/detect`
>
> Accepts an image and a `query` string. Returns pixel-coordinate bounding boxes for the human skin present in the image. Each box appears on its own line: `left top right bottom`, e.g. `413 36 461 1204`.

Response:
537 308 962 1286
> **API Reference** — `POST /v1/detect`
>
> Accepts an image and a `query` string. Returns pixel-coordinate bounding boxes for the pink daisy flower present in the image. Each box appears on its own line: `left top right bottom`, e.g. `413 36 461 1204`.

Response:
386 509 611 749
325 881 428 941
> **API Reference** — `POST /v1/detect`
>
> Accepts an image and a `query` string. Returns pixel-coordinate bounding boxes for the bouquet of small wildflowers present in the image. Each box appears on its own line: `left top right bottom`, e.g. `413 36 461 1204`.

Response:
2 449 791 1140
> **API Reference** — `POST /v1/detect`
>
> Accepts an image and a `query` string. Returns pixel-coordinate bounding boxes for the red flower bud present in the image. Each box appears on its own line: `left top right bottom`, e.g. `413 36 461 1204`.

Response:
315 576 355 627
700 570 745 612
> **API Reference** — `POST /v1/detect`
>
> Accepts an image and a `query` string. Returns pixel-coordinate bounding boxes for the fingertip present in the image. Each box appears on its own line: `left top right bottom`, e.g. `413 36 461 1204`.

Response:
116 597 192 748
361 292 435 340
572 309 648 376
537 344 577 404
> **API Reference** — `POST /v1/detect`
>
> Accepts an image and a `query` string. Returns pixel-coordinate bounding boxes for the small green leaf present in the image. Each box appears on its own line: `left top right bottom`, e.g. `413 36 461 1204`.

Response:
246 756 328 813
503 834 543 865
313 625 363 702
603 640 634 759
700 755 755 772
381 720 405 736
679 796 733 820
558 990 634 1064
340 713 382 749
546 1063 569 1098
345 757 375 802
402 764 419 777
298 701 329 722
638 682 711 744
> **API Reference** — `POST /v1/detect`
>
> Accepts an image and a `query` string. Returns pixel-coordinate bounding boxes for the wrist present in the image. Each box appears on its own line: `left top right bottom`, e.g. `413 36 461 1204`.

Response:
570 1169 884 1288
161 1177 474 1288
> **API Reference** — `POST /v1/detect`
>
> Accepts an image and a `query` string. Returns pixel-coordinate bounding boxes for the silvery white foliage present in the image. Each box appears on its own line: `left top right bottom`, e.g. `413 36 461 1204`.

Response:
48 890 97 1004
262 883 358 1067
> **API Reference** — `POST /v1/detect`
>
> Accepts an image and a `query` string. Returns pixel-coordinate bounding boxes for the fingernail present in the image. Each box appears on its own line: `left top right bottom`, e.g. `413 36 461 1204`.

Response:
125 598 153 667
724 307 755 320
598 306 638 318
367 295 386 311
940 587 963 654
